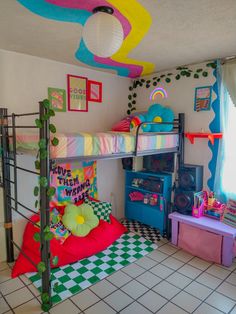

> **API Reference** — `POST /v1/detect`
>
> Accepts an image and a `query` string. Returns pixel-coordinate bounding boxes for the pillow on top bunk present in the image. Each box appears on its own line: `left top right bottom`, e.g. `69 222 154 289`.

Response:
111 116 132 132
84 198 112 222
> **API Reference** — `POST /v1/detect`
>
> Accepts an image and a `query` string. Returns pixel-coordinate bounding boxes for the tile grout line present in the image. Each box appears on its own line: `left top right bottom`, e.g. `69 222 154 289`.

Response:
93 243 191 313
230 304 236 314
76 241 167 314
192 265 236 313
46 246 236 314
2 240 235 313
0 292 15 314
137 243 234 313
154 246 236 313
54 235 165 313
139 246 198 313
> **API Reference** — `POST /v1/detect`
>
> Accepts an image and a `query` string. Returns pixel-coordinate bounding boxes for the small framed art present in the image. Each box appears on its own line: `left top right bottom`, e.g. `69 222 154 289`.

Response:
88 80 102 103
67 74 88 112
194 86 212 112
48 87 66 112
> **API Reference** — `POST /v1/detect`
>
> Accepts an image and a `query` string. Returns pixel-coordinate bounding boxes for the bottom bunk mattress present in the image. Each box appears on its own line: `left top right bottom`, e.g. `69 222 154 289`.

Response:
15 131 179 158
12 214 126 277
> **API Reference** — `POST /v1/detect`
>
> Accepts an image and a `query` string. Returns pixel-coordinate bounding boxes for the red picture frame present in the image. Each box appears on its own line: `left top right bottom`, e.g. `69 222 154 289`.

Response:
67 74 88 112
88 80 102 103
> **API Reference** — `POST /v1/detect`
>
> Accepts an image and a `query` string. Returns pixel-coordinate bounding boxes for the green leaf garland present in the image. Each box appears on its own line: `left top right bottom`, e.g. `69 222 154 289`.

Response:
33 99 60 307
127 61 217 114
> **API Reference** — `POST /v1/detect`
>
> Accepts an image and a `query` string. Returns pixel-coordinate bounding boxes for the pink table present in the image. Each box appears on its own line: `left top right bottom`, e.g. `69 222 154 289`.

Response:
169 212 236 267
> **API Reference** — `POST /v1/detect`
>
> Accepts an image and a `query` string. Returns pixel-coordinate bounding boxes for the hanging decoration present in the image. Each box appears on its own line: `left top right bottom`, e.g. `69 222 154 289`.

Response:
17 0 155 78
82 6 124 58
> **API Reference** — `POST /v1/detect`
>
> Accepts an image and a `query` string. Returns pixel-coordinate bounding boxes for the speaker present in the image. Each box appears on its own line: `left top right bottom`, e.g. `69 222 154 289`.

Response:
179 164 203 191
174 189 194 215
122 158 133 170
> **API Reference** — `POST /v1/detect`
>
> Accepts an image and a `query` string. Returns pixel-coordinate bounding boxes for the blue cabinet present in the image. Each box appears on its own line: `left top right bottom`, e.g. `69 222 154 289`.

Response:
125 170 172 235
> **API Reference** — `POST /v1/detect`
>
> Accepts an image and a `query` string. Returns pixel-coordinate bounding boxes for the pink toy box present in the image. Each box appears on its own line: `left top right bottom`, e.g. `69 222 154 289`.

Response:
178 223 222 264
169 212 236 266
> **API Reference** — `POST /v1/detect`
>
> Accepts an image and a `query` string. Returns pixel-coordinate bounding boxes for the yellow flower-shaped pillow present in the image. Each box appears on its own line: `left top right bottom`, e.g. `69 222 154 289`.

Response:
62 204 99 237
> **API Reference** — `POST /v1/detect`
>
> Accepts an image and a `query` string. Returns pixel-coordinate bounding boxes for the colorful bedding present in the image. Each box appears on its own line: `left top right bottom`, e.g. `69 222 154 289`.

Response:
15 131 179 158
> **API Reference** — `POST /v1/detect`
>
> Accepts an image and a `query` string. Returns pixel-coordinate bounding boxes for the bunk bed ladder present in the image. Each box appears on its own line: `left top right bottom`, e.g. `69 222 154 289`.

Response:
39 102 52 308
0 108 14 262
0 105 51 308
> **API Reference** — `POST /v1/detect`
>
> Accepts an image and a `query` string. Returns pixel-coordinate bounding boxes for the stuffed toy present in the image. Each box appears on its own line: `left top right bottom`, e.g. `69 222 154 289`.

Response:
147 104 174 132
130 104 174 133
62 203 99 237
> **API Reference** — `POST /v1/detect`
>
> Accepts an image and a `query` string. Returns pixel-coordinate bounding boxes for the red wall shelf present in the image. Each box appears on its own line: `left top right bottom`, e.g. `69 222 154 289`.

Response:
185 132 223 145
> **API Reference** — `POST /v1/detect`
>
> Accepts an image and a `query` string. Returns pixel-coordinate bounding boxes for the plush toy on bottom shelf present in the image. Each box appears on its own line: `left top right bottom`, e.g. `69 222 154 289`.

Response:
130 104 174 133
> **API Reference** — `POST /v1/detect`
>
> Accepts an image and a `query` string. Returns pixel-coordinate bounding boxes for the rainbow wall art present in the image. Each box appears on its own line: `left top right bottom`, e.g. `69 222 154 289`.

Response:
150 87 168 101
17 0 155 78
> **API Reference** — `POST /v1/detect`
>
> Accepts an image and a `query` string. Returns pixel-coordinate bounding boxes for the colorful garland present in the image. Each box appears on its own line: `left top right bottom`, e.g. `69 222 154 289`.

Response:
127 62 217 114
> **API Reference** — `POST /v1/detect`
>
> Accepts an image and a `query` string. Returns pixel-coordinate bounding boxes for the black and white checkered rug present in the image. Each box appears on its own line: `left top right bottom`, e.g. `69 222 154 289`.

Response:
121 219 162 243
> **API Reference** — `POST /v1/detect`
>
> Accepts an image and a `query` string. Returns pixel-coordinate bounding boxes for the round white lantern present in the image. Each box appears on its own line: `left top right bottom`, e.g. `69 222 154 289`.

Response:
82 10 124 58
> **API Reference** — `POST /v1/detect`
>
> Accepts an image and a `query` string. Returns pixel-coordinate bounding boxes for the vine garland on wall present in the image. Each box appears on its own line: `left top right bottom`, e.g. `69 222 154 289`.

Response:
127 61 217 114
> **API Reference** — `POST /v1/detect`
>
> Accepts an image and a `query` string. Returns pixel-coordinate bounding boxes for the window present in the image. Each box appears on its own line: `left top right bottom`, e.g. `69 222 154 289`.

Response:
221 94 236 198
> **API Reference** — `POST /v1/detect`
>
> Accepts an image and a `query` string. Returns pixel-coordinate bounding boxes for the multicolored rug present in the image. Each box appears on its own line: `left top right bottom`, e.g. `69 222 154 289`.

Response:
26 232 157 304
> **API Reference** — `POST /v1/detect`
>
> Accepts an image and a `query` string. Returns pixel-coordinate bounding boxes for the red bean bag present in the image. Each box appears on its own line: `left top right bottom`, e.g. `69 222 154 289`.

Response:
12 204 126 278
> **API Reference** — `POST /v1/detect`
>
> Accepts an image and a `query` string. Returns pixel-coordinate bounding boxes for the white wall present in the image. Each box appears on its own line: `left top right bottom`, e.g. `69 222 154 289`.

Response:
134 62 216 188
0 49 130 261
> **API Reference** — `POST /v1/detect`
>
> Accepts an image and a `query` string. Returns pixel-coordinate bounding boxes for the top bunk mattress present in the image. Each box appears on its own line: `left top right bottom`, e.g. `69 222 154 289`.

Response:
15 132 179 159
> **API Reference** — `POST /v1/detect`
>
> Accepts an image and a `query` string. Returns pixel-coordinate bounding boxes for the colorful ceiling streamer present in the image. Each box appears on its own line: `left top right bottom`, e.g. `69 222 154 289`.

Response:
17 0 155 78
150 87 168 100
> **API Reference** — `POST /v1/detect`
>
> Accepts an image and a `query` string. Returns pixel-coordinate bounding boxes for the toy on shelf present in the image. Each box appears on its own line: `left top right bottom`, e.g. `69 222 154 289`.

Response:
192 190 226 220
150 194 158 206
192 191 206 218
204 191 225 220
129 191 144 202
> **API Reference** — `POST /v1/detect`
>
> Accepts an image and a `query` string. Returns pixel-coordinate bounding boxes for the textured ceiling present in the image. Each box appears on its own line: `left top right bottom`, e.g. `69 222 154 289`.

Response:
1 0 236 77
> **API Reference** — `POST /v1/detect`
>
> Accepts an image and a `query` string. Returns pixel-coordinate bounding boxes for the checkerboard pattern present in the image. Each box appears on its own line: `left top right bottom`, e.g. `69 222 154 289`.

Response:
84 199 112 222
121 219 162 243
26 232 157 304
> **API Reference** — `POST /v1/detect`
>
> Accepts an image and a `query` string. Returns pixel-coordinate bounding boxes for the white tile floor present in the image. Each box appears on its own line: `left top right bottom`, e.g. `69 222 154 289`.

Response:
1 239 236 314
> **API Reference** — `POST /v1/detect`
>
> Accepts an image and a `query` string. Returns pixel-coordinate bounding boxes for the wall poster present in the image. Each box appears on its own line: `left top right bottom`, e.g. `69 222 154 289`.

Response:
67 74 88 112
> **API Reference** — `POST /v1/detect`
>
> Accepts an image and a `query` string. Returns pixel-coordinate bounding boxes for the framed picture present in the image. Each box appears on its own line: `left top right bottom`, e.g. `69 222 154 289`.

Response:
48 87 66 112
194 86 212 112
88 80 102 103
67 74 88 112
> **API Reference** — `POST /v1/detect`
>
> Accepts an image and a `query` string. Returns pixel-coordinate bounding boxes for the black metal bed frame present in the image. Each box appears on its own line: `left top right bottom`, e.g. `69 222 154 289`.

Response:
0 102 184 308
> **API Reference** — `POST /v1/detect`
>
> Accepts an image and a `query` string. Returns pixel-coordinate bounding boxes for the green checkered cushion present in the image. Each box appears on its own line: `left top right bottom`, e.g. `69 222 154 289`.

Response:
84 199 112 223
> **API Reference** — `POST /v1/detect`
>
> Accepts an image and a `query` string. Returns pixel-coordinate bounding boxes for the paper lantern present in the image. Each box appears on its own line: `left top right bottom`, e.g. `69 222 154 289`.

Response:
82 7 124 58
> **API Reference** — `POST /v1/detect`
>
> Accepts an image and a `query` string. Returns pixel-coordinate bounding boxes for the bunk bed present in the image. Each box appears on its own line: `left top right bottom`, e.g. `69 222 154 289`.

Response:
0 102 185 309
